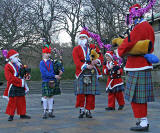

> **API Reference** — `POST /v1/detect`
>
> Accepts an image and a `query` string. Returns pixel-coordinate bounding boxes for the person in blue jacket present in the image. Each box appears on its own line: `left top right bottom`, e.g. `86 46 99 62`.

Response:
40 43 63 119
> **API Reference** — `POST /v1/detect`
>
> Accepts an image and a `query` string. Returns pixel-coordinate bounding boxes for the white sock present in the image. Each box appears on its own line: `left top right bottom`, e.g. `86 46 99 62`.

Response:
80 107 85 112
85 109 89 113
42 98 48 112
48 98 54 112
140 117 148 127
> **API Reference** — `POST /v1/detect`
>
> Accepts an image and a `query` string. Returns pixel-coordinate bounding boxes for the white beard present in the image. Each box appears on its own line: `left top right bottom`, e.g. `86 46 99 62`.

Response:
11 57 22 67
78 39 87 47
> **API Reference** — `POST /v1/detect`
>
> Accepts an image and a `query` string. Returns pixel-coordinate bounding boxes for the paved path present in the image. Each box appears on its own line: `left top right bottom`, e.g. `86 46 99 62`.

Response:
0 81 160 133
0 92 160 133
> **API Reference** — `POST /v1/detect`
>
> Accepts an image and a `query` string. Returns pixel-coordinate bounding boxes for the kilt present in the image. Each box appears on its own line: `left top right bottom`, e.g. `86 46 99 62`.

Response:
107 84 124 93
74 69 100 95
9 85 25 97
125 70 154 103
42 80 61 97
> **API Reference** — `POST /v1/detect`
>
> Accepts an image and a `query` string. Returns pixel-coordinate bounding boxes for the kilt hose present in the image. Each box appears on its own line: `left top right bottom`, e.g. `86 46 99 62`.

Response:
108 91 125 108
125 70 154 118
131 102 147 118
6 96 26 116
75 94 95 110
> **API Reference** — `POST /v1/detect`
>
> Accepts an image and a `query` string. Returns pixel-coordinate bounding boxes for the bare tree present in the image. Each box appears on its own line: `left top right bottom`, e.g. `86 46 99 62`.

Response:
0 0 35 51
58 0 84 49
25 0 62 44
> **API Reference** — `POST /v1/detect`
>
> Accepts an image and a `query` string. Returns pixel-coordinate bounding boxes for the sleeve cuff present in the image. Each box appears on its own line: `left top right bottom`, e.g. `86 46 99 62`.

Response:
115 49 120 58
104 69 106 74
21 79 25 87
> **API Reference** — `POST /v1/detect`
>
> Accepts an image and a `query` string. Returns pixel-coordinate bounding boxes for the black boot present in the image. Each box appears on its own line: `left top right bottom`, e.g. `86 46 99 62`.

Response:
42 111 48 119
78 109 85 118
130 124 149 131
105 107 115 110
86 110 92 118
20 115 31 119
118 105 124 110
8 115 14 121
48 112 55 118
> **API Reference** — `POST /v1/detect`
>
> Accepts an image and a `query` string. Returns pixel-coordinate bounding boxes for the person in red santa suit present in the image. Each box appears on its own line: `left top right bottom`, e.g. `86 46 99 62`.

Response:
72 29 104 118
115 3 155 131
3 49 31 121
103 51 125 111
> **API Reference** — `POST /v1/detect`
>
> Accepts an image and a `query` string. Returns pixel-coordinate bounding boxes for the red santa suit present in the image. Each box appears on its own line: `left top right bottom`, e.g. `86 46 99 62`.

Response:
72 29 103 116
103 51 125 109
3 50 29 116
115 3 155 130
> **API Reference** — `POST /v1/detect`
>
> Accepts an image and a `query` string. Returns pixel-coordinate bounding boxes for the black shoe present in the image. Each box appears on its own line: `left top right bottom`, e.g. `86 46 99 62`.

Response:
136 122 150 127
118 105 124 110
8 116 14 121
43 113 47 119
105 107 115 110
78 109 85 118
48 112 55 118
86 111 92 118
20 115 31 119
130 124 149 131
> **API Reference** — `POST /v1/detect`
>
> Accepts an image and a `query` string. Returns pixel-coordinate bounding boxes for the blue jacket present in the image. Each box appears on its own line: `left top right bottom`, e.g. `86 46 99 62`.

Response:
40 59 55 82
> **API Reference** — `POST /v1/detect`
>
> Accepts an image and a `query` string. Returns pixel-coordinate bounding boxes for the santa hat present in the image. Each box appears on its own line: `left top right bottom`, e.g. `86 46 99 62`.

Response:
129 4 141 12
105 51 113 59
42 46 51 53
79 30 92 41
6 49 19 61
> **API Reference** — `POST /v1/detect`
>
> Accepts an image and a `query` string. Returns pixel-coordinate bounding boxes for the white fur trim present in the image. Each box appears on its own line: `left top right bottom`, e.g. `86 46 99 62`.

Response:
2 96 9 101
104 69 106 74
22 79 25 87
9 53 19 60
114 49 120 58
25 82 29 93
124 66 153 71
8 62 17 76
105 53 113 59
106 82 124 91
81 63 87 70
79 34 89 39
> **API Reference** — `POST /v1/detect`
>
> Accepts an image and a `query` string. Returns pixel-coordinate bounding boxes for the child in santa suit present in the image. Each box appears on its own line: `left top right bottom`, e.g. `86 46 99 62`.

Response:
3 49 31 121
72 29 104 118
115 3 155 131
40 44 62 119
103 51 125 111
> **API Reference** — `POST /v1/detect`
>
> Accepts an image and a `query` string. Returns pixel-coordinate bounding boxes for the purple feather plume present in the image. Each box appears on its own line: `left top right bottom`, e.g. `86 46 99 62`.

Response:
2 50 8 58
127 0 156 24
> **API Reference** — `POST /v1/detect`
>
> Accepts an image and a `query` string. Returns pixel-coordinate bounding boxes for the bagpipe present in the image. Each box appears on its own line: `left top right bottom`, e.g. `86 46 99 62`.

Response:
19 65 31 79
108 60 123 79
51 48 64 76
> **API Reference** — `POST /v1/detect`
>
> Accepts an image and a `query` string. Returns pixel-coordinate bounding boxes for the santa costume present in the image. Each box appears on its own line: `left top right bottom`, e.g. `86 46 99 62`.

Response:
40 42 64 119
72 29 104 118
115 3 155 131
3 49 30 121
103 51 125 111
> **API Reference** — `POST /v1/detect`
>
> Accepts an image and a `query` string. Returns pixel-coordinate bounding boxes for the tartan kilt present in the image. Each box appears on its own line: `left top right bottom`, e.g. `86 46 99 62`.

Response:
74 69 100 95
42 80 61 97
125 70 154 103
